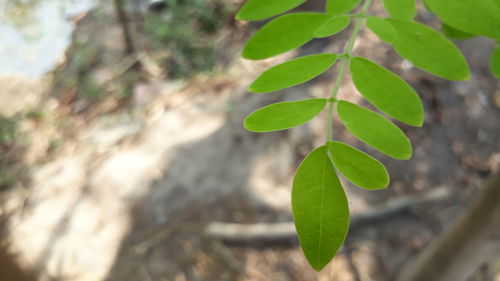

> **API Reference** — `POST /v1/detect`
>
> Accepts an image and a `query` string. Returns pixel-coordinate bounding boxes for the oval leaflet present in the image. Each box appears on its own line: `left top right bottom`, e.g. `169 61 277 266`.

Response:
490 47 500 78
326 0 361 15
313 16 351 38
236 0 306 21
329 141 389 190
243 13 331 60
337 101 412 160
244 99 327 132
250 54 338 93
386 19 470 81
425 0 500 39
366 16 396 43
382 0 416 20
350 57 424 126
292 146 350 271
441 23 476 40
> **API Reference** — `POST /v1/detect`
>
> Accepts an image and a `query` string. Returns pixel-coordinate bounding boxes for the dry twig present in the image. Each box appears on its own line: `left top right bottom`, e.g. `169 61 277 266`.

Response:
205 187 451 244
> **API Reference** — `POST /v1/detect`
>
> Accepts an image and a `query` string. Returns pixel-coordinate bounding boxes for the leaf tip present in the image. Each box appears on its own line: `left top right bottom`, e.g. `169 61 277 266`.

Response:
241 48 254 60
403 118 424 128
242 121 250 131
373 172 390 190
394 143 413 160
235 13 244 21
241 44 261 60
463 71 472 81
381 174 390 189
410 116 424 127
401 150 413 160
311 262 328 272
247 84 259 93
242 117 254 132
247 82 270 94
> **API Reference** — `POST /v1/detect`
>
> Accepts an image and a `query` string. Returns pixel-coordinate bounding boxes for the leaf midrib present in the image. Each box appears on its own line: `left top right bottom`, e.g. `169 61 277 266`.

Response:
316 155 328 265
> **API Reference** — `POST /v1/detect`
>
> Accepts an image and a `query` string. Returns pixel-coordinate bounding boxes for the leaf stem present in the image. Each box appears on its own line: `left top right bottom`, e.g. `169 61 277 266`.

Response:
326 0 373 142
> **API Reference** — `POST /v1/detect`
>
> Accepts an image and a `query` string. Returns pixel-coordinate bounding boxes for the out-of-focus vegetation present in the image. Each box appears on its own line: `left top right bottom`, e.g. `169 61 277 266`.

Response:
144 0 231 78
50 0 232 106
0 115 23 191
0 0 41 27
0 115 18 147
0 109 66 192
0 0 234 192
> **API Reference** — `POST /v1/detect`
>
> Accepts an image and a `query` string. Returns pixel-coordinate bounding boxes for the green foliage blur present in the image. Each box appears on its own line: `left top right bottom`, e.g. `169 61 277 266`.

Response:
0 115 20 190
0 115 18 147
144 0 230 78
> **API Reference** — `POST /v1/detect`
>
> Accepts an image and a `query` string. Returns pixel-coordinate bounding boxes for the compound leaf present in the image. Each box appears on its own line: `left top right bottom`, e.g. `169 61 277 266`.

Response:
292 146 349 271
314 16 351 38
326 0 361 15
244 99 327 132
250 54 337 93
386 19 470 81
424 0 500 39
490 47 500 78
382 0 416 20
329 141 389 190
337 101 412 160
236 0 306 21
366 16 396 43
349 57 424 126
243 13 331 60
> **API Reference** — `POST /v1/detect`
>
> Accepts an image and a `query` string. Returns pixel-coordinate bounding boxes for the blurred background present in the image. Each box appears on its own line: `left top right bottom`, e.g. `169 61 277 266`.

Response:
0 0 499 280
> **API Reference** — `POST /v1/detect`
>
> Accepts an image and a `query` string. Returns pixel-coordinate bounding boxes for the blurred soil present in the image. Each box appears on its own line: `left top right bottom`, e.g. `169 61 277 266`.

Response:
0 1 499 281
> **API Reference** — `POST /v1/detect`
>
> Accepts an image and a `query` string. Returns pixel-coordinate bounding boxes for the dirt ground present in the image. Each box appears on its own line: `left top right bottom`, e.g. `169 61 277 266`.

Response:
1 1 499 281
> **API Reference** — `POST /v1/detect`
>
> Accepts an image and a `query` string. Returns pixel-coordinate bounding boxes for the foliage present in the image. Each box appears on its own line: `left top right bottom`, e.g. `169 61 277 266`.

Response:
244 99 327 132
249 54 337 93
0 115 18 147
144 0 231 78
0 0 42 27
0 115 21 190
237 0 499 271
424 0 500 78
291 145 349 271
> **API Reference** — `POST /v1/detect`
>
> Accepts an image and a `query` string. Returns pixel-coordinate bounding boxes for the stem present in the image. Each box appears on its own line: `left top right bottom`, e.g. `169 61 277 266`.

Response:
114 0 135 55
325 0 373 142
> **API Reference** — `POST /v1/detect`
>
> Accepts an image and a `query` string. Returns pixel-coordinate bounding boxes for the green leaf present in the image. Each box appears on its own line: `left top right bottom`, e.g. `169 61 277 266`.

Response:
386 19 470 81
349 57 424 126
337 101 412 159
244 99 327 132
326 0 361 15
490 47 500 78
441 23 476 40
366 16 396 43
313 16 351 38
236 0 306 21
243 13 331 60
424 0 500 39
382 0 416 20
292 146 349 271
329 141 389 190
250 54 338 93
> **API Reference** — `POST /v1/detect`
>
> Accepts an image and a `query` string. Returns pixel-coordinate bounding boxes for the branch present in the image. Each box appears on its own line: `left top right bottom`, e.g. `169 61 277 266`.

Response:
114 0 135 55
397 174 500 281
205 187 451 244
